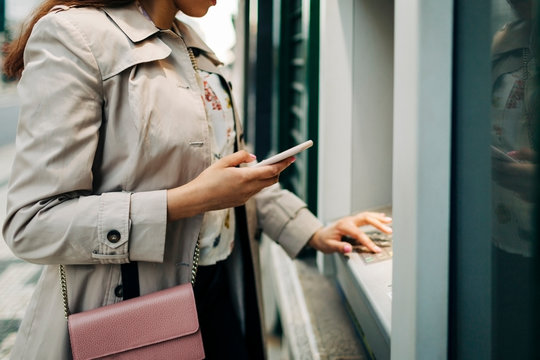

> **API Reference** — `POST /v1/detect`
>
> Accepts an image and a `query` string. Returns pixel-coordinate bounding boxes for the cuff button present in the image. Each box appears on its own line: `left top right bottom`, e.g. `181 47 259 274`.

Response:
107 230 121 243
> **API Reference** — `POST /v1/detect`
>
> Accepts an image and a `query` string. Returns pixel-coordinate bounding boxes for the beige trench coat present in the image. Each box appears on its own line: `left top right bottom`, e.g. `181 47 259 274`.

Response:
2 4 323 359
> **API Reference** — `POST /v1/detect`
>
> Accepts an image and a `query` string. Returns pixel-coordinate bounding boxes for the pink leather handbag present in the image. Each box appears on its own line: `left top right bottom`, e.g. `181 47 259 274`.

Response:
67 283 204 360
59 243 204 360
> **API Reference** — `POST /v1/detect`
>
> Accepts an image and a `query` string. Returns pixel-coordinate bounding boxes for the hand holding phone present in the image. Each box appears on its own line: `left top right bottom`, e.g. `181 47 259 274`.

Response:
253 140 313 167
491 145 520 163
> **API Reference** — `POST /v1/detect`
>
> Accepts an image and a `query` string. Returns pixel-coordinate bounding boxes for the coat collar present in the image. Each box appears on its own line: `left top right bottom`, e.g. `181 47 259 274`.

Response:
174 20 223 67
103 3 160 43
103 3 223 67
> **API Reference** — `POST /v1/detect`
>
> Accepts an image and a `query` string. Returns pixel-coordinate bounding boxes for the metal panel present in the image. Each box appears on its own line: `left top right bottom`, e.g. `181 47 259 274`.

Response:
352 0 394 212
392 0 453 358
334 246 393 360
318 0 355 222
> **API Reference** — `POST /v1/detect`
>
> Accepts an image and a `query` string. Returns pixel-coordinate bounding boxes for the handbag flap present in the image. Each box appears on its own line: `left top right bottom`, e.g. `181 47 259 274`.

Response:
68 283 200 359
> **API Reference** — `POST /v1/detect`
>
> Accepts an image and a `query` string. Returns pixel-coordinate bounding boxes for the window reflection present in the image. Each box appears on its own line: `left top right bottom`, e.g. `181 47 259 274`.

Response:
490 0 537 358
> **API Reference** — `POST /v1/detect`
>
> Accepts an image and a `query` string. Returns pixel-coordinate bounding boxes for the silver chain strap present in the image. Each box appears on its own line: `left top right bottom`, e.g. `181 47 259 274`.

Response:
191 239 201 285
59 240 201 319
59 264 70 319
187 47 199 72
185 46 201 287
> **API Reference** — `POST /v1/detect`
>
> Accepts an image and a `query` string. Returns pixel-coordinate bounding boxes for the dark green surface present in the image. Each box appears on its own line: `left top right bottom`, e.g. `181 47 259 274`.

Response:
449 1 494 358
274 0 319 213
0 0 5 33
450 0 540 358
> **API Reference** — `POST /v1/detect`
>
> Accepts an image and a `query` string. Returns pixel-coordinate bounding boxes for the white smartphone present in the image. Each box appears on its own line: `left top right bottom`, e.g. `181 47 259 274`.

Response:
253 140 314 167
491 145 519 163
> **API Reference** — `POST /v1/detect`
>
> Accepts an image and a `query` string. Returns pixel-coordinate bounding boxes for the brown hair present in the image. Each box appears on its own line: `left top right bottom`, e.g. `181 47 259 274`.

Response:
2 0 134 79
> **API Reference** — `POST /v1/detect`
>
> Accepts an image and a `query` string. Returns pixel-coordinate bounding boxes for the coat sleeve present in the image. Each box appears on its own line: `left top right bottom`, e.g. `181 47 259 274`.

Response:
2 12 167 265
255 183 323 258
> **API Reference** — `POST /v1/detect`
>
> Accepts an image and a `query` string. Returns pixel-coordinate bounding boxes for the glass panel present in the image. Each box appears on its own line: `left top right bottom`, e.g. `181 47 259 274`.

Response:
490 0 538 358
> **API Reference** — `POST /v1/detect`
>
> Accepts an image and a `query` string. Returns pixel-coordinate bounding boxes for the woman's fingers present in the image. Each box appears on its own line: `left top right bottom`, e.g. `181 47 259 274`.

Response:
309 212 393 255
353 212 393 233
169 152 297 218
250 157 296 180
366 216 393 234
203 152 295 207
353 212 392 224
218 150 256 167
339 221 382 253
323 239 353 254
218 151 295 181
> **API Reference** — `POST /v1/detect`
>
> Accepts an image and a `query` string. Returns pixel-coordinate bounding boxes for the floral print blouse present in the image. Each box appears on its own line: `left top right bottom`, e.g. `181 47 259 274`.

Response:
197 70 237 265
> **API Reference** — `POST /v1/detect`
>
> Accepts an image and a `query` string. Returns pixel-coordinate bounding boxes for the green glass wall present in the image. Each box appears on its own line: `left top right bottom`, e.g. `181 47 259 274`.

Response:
244 0 319 212
274 0 319 212
450 0 540 358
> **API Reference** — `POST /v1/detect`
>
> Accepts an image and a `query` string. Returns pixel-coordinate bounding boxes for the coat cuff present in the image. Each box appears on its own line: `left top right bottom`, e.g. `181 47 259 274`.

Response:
128 190 168 263
93 192 131 264
277 208 324 258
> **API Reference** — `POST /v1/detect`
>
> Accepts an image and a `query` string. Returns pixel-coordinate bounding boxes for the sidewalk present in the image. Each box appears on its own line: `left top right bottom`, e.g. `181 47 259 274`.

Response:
0 144 43 359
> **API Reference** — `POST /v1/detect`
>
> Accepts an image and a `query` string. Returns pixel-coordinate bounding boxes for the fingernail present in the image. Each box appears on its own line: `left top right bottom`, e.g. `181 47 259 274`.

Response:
344 244 352 253
386 226 393 233
374 246 382 252
290 157 296 164
250 154 257 160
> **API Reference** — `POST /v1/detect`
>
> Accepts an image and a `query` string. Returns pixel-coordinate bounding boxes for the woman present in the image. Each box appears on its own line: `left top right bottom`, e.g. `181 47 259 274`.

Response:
2 0 393 358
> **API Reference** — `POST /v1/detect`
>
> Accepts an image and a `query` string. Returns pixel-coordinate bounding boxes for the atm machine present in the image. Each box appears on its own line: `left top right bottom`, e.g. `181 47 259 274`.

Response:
318 0 452 359
318 1 394 357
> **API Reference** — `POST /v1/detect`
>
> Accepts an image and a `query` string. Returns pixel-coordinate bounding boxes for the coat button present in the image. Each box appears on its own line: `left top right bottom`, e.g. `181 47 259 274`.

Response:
107 230 121 243
114 285 123 298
